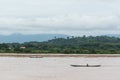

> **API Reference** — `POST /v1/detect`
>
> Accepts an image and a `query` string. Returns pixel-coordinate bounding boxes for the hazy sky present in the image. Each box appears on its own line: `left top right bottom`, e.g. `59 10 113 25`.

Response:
0 0 120 36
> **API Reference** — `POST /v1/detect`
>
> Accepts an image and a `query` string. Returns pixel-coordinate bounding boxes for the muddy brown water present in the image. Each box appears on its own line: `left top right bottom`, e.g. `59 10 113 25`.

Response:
0 57 120 80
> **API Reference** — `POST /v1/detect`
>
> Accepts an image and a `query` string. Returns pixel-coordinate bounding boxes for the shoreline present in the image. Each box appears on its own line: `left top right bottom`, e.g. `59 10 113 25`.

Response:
0 53 120 57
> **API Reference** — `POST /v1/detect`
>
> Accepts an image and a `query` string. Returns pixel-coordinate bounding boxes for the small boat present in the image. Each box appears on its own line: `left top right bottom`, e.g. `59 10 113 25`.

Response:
71 64 101 67
29 56 43 58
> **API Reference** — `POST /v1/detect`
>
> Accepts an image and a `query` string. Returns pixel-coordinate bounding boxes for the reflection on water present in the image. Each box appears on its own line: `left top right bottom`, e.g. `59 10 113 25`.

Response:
0 57 120 80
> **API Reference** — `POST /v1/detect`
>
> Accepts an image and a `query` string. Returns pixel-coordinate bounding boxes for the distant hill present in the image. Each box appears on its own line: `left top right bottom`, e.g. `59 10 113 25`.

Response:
0 34 69 43
35 36 120 54
0 35 120 54
106 34 120 38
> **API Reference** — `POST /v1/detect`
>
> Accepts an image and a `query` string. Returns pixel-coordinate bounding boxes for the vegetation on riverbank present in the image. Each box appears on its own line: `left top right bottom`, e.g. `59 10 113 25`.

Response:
0 35 120 54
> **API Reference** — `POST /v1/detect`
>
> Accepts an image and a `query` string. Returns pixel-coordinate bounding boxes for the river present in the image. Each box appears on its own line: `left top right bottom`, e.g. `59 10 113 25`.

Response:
0 57 120 80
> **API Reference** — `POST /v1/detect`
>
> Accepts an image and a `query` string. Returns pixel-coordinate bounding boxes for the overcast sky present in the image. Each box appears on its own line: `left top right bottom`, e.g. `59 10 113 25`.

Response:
0 0 120 36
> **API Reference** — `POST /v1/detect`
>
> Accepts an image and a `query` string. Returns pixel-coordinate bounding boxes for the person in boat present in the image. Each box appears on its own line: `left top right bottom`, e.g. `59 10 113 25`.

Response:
87 64 89 67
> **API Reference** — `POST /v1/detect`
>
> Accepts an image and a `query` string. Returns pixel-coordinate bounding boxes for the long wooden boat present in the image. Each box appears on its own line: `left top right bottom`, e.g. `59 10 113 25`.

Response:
29 56 43 58
71 64 101 67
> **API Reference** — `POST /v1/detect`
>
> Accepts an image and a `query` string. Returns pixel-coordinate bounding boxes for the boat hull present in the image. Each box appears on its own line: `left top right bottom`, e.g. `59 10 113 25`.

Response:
71 65 101 67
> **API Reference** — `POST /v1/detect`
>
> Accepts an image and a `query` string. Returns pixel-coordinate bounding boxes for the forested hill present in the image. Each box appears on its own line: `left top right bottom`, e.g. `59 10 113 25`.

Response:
1 36 120 54
46 36 120 45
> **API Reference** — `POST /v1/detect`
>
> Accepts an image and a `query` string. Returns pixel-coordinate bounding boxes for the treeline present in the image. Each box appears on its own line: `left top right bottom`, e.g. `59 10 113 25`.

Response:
0 35 120 54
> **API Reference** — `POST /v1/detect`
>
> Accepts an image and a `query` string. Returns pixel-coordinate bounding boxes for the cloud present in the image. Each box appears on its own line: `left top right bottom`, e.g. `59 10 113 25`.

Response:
0 0 119 35
0 15 120 35
0 0 118 17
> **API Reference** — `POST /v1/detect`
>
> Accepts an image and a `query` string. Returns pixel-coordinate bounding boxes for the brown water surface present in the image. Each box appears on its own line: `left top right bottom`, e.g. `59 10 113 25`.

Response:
0 57 120 80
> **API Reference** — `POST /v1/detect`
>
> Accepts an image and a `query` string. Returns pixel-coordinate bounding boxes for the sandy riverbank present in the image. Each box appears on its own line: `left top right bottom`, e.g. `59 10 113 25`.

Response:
0 53 120 57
